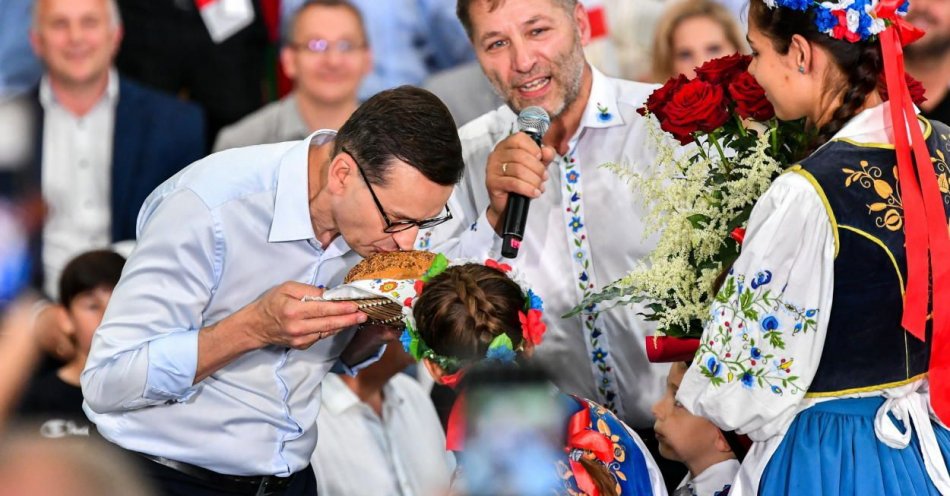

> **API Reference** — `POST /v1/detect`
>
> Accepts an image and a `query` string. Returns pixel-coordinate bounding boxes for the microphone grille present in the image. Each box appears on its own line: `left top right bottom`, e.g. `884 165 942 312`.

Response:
517 106 551 137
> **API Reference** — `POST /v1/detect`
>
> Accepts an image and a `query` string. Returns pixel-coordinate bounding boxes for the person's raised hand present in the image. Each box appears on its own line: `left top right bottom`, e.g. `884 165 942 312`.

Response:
484 132 556 233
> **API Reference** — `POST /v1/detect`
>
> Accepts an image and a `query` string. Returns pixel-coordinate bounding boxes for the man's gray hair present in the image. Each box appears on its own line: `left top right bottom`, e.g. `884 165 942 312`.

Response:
31 0 123 31
456 0 577 39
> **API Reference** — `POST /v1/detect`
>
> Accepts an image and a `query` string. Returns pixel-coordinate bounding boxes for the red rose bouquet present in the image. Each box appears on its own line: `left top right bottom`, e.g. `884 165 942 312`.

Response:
569 55 808 343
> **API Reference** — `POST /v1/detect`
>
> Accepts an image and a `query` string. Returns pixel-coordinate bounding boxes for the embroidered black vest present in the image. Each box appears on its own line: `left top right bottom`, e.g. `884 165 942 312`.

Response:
792 118 950 396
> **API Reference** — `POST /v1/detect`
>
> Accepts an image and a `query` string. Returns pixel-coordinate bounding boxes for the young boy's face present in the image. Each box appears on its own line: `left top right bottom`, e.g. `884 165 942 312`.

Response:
66 286 112 354
652 362 726 464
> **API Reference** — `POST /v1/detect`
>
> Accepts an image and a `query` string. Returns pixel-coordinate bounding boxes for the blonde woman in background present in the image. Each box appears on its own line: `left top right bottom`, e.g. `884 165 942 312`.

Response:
649 0 747 82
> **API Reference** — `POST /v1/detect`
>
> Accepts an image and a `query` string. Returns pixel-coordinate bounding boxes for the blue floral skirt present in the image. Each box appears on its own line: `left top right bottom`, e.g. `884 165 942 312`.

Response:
759 396 950 495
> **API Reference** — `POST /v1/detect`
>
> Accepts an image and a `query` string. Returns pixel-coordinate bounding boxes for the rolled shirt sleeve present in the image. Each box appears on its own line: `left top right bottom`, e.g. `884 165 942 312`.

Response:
81 188 220 413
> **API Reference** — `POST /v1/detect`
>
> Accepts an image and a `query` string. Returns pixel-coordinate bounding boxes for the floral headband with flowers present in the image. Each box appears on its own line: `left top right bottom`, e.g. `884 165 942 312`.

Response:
322 254 546 373
764 0 909 43
400 255 547 373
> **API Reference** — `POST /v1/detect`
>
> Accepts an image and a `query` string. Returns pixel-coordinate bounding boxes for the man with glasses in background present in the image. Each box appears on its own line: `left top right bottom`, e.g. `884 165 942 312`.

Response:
81 86 463 496
214 0 372 152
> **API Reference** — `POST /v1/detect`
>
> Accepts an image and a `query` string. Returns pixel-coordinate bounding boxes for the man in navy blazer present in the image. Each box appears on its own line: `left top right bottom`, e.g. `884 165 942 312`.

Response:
16 0 206 300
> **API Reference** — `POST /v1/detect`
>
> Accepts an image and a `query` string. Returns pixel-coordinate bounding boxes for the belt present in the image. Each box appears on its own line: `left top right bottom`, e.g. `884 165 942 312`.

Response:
138 452 300 495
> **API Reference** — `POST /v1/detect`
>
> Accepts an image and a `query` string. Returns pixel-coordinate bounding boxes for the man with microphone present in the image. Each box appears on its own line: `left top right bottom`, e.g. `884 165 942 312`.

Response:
418 0 672 474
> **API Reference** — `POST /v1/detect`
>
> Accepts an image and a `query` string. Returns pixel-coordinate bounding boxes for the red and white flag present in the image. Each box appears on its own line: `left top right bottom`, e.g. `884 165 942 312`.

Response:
195 0 254 43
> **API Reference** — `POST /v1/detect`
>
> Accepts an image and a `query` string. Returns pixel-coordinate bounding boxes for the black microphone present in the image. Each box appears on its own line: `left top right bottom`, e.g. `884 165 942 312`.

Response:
501 106 551 258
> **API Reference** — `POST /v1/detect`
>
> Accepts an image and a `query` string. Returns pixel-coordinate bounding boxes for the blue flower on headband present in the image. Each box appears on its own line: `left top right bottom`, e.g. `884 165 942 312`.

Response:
526 289 544 312
779 0 812 10
485 333 517 363
898 0 910 14
399 328 413 354
815 7 839 33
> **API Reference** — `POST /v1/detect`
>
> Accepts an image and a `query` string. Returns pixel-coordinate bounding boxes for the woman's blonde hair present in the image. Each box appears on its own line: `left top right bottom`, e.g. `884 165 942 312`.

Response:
650 0 746 82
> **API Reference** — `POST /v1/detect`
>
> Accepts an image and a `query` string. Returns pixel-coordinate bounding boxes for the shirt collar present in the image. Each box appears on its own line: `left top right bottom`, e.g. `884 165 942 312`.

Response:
321 373 362 415
577 65 625 131
679 459 740 496
39 68 119 109
269 130 336 243
320 373 407 415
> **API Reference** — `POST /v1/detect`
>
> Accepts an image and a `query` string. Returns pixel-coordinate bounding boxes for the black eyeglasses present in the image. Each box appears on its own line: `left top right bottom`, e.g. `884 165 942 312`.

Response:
342 147 453 233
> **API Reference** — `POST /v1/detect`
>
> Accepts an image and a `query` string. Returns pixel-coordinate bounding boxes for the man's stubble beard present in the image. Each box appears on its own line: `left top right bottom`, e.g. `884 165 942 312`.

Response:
488 33 587 119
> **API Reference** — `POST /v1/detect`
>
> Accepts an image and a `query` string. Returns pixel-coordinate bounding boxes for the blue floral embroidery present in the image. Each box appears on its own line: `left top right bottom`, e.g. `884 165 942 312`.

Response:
697 270 819 396
562 153 620 414
592 348 607 363
595 102 612 122
569 216 584 232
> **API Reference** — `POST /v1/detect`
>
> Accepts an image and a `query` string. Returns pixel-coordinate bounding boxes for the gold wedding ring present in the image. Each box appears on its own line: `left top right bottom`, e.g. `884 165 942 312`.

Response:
502 162 509 175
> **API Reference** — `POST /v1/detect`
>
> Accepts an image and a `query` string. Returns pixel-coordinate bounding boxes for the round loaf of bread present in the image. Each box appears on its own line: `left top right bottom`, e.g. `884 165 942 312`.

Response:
344 250 436 283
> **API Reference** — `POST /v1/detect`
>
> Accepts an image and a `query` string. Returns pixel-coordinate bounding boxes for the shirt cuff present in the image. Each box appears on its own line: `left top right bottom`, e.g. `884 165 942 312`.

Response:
144 331 199 401
471 210 503 258
337 343 387 377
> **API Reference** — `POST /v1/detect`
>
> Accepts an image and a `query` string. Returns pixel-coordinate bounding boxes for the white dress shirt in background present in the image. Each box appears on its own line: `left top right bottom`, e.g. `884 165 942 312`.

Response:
312 373 454 496
40 70 118 298
675 459 740 496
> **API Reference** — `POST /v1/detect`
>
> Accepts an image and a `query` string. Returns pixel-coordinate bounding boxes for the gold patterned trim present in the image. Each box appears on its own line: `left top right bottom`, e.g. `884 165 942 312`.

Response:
787 165 840 257
838 225 905 296
833 116 933 149
805 372 927 398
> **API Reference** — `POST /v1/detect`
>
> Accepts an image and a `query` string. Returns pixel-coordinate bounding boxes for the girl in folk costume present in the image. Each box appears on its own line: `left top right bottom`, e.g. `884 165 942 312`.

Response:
336 254 667 496
676 0 950 494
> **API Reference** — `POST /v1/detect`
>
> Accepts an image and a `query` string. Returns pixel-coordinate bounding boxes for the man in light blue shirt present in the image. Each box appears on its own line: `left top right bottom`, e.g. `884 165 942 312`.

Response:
282 0 474 101
81 86 464 496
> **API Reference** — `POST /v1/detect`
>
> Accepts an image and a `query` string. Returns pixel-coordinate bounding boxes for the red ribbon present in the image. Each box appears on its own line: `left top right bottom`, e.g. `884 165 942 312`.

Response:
566 406 615 496
875 1 950 423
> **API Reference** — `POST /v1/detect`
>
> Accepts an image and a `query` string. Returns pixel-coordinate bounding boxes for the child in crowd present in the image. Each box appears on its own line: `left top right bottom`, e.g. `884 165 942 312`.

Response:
16 250 125 437
340 254 668 496
652 360 742 496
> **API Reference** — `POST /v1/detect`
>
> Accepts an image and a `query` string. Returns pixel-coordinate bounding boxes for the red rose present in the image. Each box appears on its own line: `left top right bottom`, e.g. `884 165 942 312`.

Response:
638 74 689 123
832 11 862 43
661 79 730 145
728 72 775 121
878 73 928 107
695 54 751 87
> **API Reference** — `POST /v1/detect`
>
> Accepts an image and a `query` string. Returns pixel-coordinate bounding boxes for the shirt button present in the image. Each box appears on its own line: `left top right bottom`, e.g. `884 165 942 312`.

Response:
79 160 89 169
84 200 93 209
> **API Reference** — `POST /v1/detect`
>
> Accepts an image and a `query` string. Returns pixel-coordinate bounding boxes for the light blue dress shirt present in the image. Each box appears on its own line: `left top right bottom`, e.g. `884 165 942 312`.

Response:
82 131 374 477
281 0 474 101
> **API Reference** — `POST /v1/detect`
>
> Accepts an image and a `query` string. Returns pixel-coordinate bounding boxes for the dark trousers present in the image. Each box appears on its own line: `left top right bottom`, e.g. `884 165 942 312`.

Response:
136 455 317 496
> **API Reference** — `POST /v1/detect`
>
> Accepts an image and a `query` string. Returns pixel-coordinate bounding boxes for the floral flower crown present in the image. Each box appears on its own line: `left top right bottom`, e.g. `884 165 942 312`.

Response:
764 0 910 43
399 255 547 373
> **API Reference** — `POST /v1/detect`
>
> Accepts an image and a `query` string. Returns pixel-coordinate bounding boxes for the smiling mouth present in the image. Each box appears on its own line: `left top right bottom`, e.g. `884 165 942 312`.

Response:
517 76 551 94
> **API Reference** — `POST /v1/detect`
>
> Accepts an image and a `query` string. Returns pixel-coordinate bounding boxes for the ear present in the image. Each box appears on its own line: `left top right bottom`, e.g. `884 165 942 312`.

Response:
280 46 298 80
573 2 592 47
56 305 74 337
789 34 812 73
111 26 124 58
325 153 353 195
362 47 375 78
714 430 734 454
422 357 447 384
